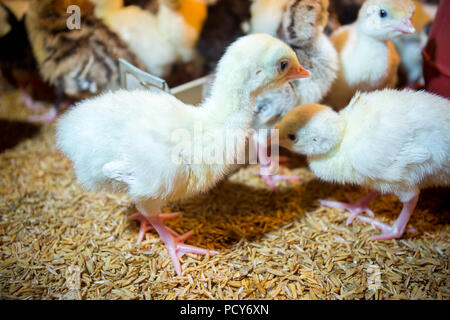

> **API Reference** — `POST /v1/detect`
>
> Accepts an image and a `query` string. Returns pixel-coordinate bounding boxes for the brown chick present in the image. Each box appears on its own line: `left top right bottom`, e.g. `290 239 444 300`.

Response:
25 0 146 122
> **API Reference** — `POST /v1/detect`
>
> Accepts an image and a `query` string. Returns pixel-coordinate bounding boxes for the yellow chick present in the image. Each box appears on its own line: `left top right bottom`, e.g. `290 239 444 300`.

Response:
90 0 207 77
248 0 290 35
56 34 308 275
277 89 450 240
325 0 416 109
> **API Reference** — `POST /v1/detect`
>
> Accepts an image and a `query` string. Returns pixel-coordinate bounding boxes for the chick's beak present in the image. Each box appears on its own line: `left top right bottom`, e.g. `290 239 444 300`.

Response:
395 18 416 34
286 62 310 81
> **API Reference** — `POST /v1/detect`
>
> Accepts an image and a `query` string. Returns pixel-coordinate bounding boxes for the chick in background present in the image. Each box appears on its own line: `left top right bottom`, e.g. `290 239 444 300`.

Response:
91 0 207 78
325 0 416 109
25 0 146 123
277 89 450 240
393 0 436 86
56 34 310 275
251 0 337 190
197 0 251 72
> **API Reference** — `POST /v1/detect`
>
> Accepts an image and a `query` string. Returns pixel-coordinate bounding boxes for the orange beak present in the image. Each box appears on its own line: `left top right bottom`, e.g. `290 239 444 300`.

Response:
395 18 416 34
285 62 310 81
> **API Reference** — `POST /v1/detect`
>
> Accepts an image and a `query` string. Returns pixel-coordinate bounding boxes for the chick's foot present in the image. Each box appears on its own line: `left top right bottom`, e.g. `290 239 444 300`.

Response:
20 91 46 112
131 213 218 275
356 194 419 241
320 191 380 225
28 107 58 124
258 170 300 192
130 212 184 244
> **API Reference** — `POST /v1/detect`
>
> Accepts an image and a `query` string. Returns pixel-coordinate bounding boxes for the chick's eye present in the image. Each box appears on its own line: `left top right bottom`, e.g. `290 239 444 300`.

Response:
278 59 289 73
288 134 297 141
379 9 387 18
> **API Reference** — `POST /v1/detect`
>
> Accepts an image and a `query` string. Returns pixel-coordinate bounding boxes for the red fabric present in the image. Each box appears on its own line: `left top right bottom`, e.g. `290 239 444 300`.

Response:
423 0 450 99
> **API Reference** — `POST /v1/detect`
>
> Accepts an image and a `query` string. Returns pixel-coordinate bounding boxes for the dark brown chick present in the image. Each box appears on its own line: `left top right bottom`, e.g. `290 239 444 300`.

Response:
25 0 146 122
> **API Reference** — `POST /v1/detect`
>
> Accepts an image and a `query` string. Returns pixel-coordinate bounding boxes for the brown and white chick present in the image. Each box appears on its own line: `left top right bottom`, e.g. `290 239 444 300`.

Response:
251 0 337 190
25 0 145 123
56 34 308 275
278 89 450 240
325 0 416 109
91 0 207 77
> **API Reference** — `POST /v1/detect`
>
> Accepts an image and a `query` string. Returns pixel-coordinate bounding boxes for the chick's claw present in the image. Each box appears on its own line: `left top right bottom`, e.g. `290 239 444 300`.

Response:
130 212 182 244
28 107 58 124
319 191 380 225
259 172 300 192
131 213 218 275
356 215 418 241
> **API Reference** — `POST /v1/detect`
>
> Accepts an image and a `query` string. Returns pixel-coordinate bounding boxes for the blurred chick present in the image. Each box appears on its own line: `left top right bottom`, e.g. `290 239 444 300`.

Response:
25 0 145 123
197 0 251 71
56 34 308 275
0 1 57 114
251 0 338 190
91 0 207 77
326 0 365 34
325 0 416 109
278 89 450 240
393 0 436 86
248 0 289 35
0 2 34 93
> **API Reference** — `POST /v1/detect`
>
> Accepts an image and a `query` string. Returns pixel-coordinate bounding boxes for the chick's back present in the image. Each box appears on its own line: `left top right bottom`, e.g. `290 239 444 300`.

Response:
56 89 195 199
340 89 450 188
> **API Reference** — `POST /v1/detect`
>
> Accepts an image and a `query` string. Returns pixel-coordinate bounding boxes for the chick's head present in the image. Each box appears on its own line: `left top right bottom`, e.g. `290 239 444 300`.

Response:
278 0 330 46
358 0 416 40
277 104 345 156
218 34 310 97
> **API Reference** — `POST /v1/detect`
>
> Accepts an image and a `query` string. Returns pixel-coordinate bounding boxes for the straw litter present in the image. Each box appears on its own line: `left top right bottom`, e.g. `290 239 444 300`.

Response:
0 91 449 300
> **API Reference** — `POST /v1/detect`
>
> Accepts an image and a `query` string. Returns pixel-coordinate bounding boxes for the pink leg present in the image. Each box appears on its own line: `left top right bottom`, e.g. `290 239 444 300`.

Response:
130 212 184 244
256 141 299 192
357 194 419 241
19 91 46 112
130 213 218 276
320 190 380 225
18 91 58 123
28 107 58 124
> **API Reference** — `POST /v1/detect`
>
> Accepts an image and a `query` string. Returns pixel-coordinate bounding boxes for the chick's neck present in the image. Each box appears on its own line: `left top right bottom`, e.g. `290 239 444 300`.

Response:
203 69 256 131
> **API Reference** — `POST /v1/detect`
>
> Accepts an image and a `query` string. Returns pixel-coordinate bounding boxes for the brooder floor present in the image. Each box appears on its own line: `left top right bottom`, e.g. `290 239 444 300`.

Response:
0 91 449 300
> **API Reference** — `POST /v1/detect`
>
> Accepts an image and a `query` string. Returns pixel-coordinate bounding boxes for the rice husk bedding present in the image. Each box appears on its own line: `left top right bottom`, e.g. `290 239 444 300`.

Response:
0 91 449 300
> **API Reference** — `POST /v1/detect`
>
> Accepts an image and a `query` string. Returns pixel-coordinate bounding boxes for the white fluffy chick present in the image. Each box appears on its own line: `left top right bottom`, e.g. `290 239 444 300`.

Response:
325 0 416 109
90 0 207 77
278 89 450 240
56 34 308 275
251 0 337 190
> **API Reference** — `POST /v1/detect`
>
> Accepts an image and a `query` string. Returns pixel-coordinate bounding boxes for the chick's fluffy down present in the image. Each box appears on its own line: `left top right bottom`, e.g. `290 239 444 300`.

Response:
56 89 206 201
340 89 450 190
